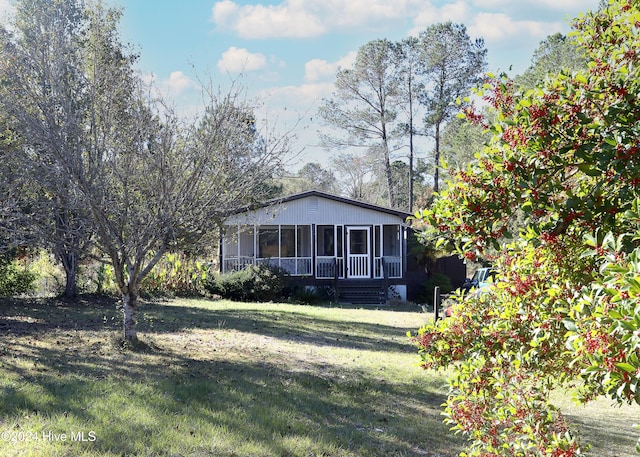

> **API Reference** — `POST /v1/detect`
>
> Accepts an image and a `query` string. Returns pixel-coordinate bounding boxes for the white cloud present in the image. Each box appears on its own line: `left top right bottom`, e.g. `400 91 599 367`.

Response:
469 12 557 42
321 0 420 28
212 0 239 24
211 0 325 39
211 0 435 39
469 0 598 13
304 51 356 83
409 0 601 38
141 71 200 106
162 71 199 96
409 1 473 36
261 82 334 108
217 46 268 73
521 0 598 11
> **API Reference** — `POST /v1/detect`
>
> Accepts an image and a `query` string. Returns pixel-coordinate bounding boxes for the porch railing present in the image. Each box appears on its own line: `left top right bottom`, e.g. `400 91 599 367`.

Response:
225 255 400 279
384 256 402 278
349 255 369 278
223 257 256 272
223 257 312 276
316 256 344 279
374 256 402 279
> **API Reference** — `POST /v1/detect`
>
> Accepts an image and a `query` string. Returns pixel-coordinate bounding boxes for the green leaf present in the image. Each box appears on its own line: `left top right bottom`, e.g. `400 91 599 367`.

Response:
577 163 601 177
562 319 577 332
616 362 635 373
608 309 624 319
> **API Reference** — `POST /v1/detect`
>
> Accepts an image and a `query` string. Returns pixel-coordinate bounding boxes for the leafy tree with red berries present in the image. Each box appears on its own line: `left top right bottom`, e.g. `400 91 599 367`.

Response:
412 1 640 455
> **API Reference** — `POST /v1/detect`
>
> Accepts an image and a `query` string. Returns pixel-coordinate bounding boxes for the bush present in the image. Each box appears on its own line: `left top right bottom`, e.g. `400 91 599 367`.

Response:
141 252 209 297
290 286 330 305
0 253 37 297
418 271 453 305
205 264 289 302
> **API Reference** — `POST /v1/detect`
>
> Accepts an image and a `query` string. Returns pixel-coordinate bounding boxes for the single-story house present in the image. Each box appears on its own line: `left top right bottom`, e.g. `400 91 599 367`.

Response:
220 190 464 304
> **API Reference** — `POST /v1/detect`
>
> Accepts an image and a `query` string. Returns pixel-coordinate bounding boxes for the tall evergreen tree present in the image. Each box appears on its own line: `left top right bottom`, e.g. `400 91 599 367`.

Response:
319 39 400 208
416 22 487 194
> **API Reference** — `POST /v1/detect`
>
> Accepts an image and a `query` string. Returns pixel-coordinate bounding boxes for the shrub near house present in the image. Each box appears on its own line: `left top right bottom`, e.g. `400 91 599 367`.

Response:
205 264 288 302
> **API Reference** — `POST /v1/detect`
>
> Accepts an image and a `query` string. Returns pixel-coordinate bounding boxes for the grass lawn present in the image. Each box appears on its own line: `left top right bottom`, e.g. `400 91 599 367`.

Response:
0 297 638 457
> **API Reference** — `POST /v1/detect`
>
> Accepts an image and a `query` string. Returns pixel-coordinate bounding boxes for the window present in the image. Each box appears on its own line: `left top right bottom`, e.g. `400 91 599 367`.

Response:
349 229 368 255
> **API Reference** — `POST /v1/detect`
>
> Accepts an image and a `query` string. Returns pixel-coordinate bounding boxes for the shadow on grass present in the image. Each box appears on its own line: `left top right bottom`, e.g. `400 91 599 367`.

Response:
0 332 458 456
0 297 422 354
0 296 457 456
563 408 639 456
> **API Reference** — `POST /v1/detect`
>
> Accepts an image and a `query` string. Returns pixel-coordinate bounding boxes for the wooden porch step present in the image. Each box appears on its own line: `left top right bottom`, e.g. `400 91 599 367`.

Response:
337 280 387 305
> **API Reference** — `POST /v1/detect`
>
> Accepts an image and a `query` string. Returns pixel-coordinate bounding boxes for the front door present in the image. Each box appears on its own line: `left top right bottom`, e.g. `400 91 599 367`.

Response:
347 226 370 278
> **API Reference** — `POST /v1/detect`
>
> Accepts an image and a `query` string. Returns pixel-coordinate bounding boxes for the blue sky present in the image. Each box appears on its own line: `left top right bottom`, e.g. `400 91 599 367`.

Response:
1 0 603 169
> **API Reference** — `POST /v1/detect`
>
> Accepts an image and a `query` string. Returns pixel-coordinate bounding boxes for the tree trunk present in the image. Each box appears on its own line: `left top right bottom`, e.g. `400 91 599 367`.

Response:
408 120 415 213
433 122 441 194
407 69 415 213
122 288 138 341
382 133 397 208
64 262 77 298
58 250 78 298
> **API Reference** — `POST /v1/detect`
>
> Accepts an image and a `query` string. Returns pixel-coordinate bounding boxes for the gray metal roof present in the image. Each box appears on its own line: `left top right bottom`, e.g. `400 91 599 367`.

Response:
233 190 412 219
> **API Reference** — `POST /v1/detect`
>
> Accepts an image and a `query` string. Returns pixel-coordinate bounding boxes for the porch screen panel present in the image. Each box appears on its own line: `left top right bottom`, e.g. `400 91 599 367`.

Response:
280 226 295 257
223 225 254 272
316 225 336 278
317 225 335 256
258 226 279 258
296 225 312 275
374 225 382 278
383 225 400 255
238 226 255 257
383 225 402 278
222 227 239 272
336 226 343 257
223 227 238 258
296 225 311 257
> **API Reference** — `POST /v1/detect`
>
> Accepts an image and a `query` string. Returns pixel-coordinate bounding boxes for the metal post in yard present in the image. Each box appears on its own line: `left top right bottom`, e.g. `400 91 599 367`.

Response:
434 286 441 322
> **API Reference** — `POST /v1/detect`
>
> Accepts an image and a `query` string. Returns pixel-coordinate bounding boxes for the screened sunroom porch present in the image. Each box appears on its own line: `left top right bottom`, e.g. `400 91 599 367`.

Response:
222 223 404 280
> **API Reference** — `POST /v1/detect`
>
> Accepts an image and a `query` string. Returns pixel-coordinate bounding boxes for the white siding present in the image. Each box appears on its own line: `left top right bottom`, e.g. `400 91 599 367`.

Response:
226 195 405 226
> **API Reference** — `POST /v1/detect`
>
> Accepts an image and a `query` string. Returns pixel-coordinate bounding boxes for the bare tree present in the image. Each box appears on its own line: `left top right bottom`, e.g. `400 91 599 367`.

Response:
331 152 384 203
279 162 337 195
0 0 288 340
0 0 94 297
80 83 284 341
